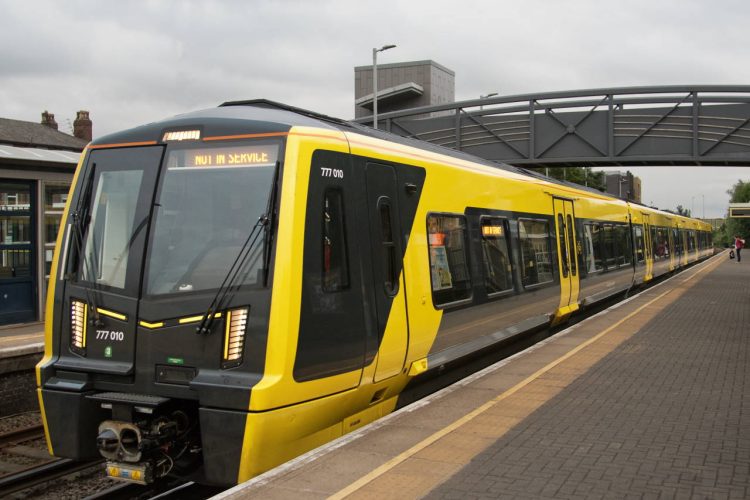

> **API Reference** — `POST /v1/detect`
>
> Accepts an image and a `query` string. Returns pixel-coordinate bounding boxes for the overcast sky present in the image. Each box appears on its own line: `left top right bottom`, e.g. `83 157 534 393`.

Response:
1 0 749 217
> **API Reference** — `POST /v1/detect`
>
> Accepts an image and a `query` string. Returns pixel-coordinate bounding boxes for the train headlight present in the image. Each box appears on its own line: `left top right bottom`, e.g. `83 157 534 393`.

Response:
70 300 87 354
222 308 248 368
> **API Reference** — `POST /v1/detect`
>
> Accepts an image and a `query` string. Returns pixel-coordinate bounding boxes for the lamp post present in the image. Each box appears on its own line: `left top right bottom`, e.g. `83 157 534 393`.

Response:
479 92 498 110
372 44 396 130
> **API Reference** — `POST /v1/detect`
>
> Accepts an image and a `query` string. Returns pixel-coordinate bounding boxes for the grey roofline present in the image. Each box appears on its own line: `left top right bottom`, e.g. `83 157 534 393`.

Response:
354 59 455 76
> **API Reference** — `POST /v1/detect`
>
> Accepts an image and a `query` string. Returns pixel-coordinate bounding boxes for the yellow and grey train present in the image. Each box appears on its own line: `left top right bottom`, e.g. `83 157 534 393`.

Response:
36 100 713 486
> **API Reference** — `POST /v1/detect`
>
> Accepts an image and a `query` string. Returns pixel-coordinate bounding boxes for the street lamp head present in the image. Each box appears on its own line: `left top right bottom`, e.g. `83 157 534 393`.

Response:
480 93 499 99
376 44 397 52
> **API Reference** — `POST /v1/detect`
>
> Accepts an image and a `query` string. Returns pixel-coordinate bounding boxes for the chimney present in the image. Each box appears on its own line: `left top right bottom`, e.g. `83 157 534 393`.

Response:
41 111 58 130
73 110 92 142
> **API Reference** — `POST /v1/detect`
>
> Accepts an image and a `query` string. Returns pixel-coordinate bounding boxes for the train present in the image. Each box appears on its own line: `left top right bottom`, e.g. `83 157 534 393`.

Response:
36 100 713 486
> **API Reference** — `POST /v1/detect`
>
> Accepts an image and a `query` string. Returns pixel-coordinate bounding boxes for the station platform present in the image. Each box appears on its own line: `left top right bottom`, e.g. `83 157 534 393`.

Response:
217 251 749 499
0 322 44 357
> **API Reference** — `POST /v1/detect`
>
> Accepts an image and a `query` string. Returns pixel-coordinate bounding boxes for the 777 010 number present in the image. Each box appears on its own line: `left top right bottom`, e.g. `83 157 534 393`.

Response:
320 167 344 178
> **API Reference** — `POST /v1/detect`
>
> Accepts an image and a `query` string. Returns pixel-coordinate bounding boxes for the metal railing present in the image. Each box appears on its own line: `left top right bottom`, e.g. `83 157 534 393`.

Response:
354 86 750 166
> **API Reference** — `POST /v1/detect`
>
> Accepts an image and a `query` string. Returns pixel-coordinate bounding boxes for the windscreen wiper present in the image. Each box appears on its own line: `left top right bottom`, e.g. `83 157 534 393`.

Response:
195 215 267 335
196 161 281 335
68 163 103 326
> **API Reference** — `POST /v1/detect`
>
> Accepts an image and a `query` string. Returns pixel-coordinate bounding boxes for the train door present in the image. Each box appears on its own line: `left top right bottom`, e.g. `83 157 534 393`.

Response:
54 147 163 375
552 197 579 323
365 163 408 382
642 213 653 281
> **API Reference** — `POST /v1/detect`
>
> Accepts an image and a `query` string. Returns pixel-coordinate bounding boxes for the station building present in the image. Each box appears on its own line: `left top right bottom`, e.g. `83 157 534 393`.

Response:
0 111 90 326
354 60 455 119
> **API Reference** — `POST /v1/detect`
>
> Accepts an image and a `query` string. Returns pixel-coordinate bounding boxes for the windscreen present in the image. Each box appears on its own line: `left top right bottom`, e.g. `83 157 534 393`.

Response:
145 143 278 295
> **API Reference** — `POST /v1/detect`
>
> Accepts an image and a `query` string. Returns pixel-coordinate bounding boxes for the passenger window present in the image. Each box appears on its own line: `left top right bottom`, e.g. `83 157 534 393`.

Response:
480 217 513 295
583 223 604 272
518 219 553 287
617 225 632 266
378 199 398 296
322 189 350 292
566 214 577 276
603 225 616 269
634 225 645 263
557 214 568 278
427 214 472 306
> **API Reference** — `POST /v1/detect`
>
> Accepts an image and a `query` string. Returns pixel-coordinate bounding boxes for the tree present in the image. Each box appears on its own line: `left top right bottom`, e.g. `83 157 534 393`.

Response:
528 167 606 191
675 205 691 217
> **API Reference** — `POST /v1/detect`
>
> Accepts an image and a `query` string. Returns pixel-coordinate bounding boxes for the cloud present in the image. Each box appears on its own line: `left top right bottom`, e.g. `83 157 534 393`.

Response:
1 0 749 214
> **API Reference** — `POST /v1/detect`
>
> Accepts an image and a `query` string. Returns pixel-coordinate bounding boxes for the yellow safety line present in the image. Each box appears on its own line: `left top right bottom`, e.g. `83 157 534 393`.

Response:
329 254 723 499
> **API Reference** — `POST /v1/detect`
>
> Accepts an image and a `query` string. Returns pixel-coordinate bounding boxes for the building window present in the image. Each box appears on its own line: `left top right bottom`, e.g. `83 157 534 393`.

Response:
518 218 553 287
480 217 513 295
322 189 350 292
43 182 70 280
427 214 472 306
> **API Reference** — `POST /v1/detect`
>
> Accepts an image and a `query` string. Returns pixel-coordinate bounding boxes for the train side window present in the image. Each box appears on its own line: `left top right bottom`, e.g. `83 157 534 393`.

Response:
557 214 569 278
322 189 350 292
427 214 472 306
617 225 632 266
518 218 553 287
634 225 645 263
566 214 577 277
378 198 398 296
480 217 513 295
583 223 603 272
603 225 616 269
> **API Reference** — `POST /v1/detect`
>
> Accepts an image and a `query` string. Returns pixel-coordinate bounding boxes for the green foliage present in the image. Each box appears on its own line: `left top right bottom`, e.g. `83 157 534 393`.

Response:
674 205 691 217
529 167 606 191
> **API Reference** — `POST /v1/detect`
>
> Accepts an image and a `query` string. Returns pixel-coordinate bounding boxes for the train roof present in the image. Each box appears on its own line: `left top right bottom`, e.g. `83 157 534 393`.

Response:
91 100 708 228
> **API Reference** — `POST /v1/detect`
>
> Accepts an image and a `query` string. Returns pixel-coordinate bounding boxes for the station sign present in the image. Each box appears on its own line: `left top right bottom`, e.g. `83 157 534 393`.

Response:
729 203 750 218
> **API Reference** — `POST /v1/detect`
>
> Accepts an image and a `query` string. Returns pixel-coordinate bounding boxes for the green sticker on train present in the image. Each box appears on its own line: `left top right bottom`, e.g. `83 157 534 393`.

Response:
104 346 112 358
167 357 184 365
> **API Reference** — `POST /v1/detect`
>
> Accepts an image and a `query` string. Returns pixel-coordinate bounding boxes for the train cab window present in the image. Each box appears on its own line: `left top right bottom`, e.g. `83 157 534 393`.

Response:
378 199 398 296
634 225 645 263
322 189 350 292
427 214 472 306
518 219 553 287
80 170 144 289
583 223 604 272
480 217 513 295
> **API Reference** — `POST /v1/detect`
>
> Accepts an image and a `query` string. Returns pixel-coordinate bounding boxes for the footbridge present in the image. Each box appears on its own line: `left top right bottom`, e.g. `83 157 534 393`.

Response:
353 86 750 167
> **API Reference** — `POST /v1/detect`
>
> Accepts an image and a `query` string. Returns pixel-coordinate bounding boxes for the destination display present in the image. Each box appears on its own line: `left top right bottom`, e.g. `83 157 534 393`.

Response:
173 145 278 169
481 223 504 237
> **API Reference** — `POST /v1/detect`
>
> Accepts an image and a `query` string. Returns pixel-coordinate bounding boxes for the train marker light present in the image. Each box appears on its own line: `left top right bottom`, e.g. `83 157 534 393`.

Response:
222 308 248 368
70 300 87 354
162 130 201 141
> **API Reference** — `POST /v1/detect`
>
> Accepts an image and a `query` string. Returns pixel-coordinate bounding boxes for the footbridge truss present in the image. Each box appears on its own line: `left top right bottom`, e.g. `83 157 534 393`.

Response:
354 86 750 167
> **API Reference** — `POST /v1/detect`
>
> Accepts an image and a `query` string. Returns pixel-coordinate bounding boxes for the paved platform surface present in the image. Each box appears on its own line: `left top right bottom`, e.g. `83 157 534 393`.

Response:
218 253 748 499
0 321 44 359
